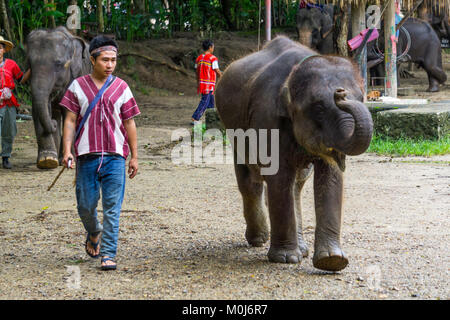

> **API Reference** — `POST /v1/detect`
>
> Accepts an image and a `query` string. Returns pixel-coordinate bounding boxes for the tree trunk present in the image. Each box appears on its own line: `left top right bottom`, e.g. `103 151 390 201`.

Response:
0 0 13 42
220 0 236 30
97 0 104 33
336 2 349 57
134 0 146 14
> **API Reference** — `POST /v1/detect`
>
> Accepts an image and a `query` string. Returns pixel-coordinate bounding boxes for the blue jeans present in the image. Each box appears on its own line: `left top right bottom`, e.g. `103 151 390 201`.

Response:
192 92 215 121
76 154 126 258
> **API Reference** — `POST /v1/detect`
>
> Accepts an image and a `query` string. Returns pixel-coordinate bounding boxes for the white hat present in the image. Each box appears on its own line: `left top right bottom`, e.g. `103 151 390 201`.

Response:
0 36 14 52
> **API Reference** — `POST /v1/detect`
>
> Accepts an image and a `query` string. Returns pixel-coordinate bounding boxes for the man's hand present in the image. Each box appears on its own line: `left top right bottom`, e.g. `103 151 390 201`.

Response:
128 157 138 179
63 153 75 169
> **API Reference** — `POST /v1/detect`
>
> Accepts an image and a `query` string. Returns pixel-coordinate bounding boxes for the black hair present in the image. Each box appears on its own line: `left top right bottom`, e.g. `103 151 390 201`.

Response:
202 39 214 51
89 35 118 59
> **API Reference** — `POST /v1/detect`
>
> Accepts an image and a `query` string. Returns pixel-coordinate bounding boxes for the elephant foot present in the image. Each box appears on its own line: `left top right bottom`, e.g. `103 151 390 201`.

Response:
312 239 348 271
37 152 59 169
426 86 440 92
268 246 302 264
245 229 269 247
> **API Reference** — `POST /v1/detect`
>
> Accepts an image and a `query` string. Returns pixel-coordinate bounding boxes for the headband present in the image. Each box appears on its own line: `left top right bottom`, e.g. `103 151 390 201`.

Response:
90 45 118 56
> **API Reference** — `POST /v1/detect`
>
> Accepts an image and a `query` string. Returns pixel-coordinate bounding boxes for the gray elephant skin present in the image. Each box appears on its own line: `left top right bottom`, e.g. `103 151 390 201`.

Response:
215 36 373 271
26 26 91 169
418 1 450 41
296 5 335 54
368 18 447 92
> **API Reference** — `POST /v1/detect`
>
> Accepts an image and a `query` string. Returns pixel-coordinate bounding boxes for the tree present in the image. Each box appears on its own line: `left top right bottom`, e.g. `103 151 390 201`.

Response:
220 0 237 30
0 0 13 41
97 0 104 33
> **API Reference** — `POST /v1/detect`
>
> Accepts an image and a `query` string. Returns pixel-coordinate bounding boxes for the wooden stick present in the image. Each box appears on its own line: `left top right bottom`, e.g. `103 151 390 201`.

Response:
47 166 66 191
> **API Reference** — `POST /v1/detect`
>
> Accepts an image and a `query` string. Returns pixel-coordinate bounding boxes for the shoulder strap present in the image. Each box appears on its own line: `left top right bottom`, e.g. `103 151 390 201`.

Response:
75 75 115 140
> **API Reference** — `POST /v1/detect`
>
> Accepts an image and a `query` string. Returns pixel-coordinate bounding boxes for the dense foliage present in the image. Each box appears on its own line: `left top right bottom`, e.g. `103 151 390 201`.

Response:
1 0 300 45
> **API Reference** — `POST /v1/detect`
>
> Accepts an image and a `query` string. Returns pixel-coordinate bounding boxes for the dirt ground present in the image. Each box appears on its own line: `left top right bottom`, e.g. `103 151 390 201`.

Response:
0 32 449 300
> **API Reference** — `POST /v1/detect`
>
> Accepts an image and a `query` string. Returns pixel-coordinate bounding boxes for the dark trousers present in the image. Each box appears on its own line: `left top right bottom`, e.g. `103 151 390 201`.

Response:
192 92 215 121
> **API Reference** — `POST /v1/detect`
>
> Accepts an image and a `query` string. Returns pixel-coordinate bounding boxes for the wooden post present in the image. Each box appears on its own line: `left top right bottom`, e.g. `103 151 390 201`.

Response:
266 0 271 41
384 0 397 98
351 1 367 100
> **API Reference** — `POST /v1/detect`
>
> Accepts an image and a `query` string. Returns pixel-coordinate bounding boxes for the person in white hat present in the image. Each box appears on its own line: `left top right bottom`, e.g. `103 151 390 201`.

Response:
0 36 30 169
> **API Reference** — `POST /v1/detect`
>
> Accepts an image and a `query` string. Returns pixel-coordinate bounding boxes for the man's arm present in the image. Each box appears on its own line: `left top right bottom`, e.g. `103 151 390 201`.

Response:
62 110 77 168
123 118 138 179
214 68 222 78
19 69 31 84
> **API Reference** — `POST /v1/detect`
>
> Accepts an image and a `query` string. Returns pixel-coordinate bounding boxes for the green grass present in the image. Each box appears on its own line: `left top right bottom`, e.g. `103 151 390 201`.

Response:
368 135 450 157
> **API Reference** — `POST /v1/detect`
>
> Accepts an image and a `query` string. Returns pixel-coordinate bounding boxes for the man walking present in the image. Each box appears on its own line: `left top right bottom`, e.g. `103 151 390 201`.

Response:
60 35 140 270
191 39 222 124
0 36 30 169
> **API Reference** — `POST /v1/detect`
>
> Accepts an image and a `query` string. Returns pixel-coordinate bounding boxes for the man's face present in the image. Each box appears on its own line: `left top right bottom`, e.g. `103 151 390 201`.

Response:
91 50 117 77
0 44 4 61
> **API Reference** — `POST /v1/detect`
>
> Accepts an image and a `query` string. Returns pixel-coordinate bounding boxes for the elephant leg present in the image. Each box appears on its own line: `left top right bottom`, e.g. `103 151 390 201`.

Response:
312 159 348 272
32 107 58 169
234 163 269 247
295 163 313 258
424 48 447 92
265 168 301 264
426 74 440 92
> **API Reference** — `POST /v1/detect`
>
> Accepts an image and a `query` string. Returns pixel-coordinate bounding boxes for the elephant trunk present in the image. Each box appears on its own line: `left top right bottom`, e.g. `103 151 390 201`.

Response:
298 28 313 48
31 73 56 134
332 89 373 156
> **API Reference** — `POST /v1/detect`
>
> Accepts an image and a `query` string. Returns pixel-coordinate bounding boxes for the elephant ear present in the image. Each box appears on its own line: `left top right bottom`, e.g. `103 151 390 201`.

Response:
69 37 87 78
320 13 333 39
278 85 291 118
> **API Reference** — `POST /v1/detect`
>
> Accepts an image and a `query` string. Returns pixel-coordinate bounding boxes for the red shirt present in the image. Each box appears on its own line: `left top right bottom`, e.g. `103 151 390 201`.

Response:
0 59 23 108
195 53 219 94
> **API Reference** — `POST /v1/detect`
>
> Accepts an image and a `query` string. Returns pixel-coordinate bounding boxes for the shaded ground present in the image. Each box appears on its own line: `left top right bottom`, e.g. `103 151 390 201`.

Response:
0 32 449 300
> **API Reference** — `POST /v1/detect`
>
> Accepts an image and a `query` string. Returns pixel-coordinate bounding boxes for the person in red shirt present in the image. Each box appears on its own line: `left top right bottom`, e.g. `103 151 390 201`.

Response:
191 39 222 124
0 36 30 169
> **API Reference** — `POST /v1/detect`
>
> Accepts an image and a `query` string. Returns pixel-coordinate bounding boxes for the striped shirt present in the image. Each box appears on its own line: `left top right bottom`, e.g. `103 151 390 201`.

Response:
195 53 219 94
59 74 140 159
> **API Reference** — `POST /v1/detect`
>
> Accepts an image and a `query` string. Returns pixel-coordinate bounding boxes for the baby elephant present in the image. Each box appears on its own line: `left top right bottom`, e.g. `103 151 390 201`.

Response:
215 36 373 271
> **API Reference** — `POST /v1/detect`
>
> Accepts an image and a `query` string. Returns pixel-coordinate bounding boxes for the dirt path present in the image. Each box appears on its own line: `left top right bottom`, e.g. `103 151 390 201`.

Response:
0 90 449 300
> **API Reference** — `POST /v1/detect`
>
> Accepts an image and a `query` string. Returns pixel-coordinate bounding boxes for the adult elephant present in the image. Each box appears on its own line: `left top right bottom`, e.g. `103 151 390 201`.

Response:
215 36 373 271
26 26 91 169
296 4 335 54
418 1 450 40
368 18 447 92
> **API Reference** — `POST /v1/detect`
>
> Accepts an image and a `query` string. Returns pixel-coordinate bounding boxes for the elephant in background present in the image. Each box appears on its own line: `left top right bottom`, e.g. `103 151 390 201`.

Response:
418 1 450 40
296 4 335 54
215 36 373 271
26 26 91 169
367 18 446 92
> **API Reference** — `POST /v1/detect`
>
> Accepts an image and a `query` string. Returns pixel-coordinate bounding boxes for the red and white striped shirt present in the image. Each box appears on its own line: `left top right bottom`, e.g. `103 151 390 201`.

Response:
59 75 140 159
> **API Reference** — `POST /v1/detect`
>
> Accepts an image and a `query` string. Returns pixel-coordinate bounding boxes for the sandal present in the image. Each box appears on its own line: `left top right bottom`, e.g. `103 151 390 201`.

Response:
101 257 117 271
85 233 100 258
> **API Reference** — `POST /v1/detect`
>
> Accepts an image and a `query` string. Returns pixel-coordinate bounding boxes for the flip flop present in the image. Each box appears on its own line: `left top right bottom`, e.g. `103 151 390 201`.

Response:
85 233 100 258
101 257 117 271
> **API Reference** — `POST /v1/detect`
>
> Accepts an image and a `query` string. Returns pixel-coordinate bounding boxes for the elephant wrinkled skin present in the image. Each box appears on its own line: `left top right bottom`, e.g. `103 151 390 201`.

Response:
215 36 373 271
26 27 91 169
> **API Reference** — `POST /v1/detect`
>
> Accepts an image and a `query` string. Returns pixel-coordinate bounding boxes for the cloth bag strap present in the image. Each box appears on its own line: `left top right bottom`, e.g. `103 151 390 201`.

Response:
75 75 114 140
